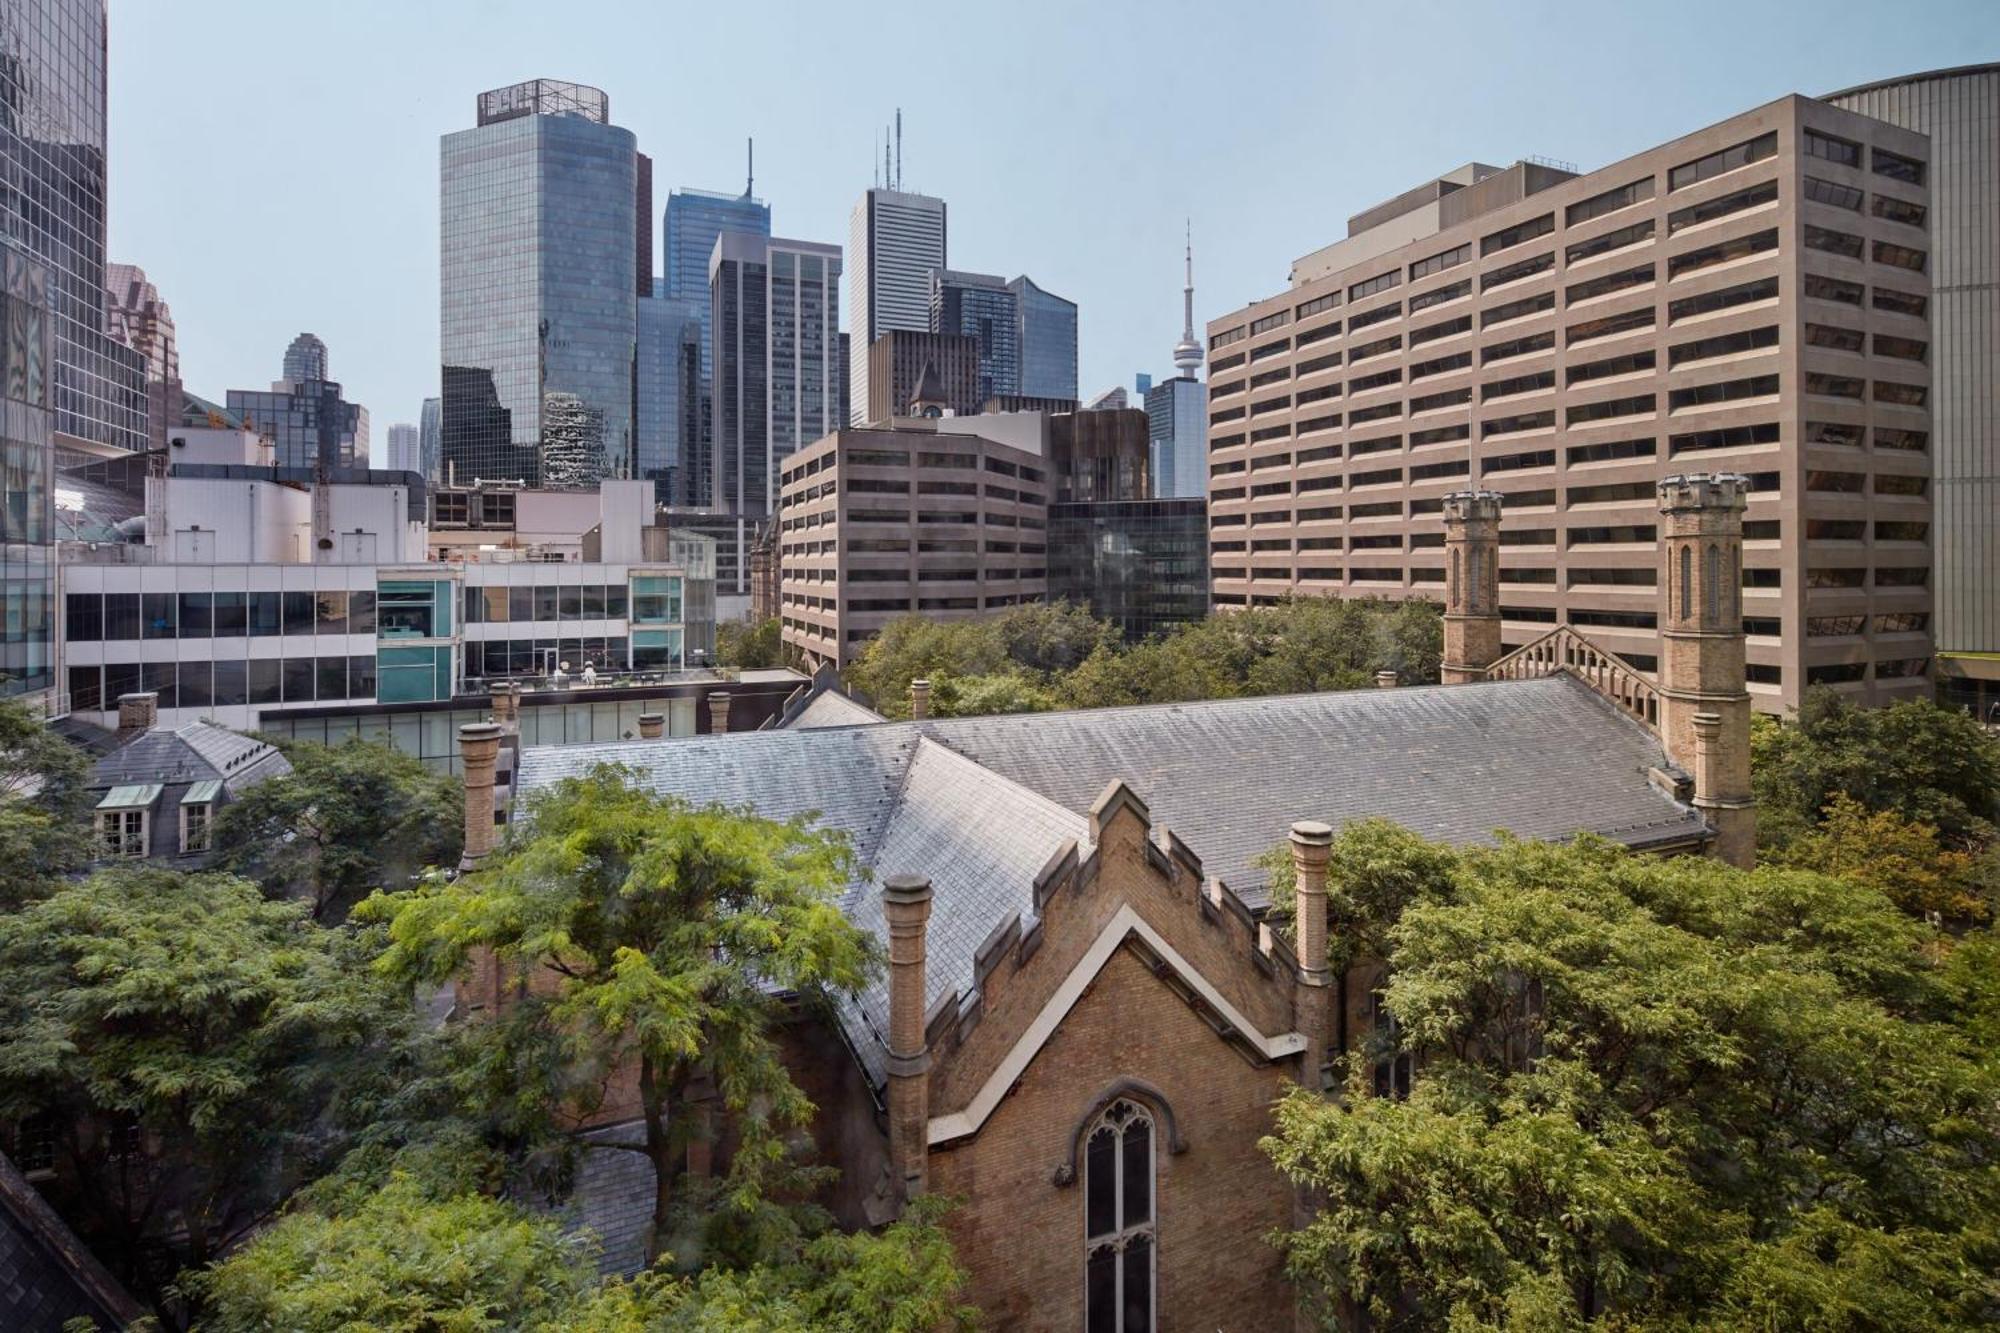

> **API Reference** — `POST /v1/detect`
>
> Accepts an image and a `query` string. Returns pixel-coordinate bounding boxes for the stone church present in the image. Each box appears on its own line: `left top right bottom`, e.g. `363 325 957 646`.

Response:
463 474 1755 1331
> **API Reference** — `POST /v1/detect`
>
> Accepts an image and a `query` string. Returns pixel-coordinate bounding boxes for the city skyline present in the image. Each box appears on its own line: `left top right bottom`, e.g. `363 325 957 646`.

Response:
106 2 1997 466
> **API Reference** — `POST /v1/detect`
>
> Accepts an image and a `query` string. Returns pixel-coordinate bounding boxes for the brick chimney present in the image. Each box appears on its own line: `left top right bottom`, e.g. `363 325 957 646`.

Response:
458 722 503 870
1374 670 1398 689
1657 473 1755 867
882 873 934 1206
1441 489 1503 683
637 712 664 740
489 682 520 735
909 677 931 720
707 691 731 734
116 691 158 733
1289 820 1334 1090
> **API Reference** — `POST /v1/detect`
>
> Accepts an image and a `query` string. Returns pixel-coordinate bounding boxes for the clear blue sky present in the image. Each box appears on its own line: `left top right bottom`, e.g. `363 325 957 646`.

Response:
110 0 1997 462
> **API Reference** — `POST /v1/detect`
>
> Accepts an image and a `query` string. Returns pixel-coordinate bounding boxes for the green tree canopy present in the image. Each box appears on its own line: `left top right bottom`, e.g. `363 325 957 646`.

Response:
210 736 462 920
717 618 787 670
1753 688 2000 849
360 766 876 1265
0 691 93 904
0 866 409 1320
1261 825 2000 1331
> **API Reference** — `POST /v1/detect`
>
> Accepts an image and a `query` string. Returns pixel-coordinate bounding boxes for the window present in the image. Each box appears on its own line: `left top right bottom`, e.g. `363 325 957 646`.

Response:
1565 263 1653 304
1569 436 1656 465
1209 327 1245 350
1805 470 1864 493
1249 309 1290 335
1295 292 1340 319
1570 349 1657 384
1350 368 1402 394
1411 350 1471 379
1874 427 1928 452
1483 410 1555 437
1667 179 1780 233
1804 129 1861 166
1872 240 1926 272
181 800 212 855
1668 227 1779 278
1482 293 1553 328
1482 251 1554 291
1410 424 1469 447
1410 278 1472 312
1373 992 1413 1098
1670 326 1778 365
1805 372 1864 399
1566 177 1654 225
1666 277 1779 327
1480 212 1553 256
1566 219 1654 265
1410 242 1470 280
1873 380 1927 407
1250 339 1291 362
1874 334 1927 363
1567 308 1655 346
1670 422 1779 455
1804 322 1864 352
1484 330 1554 363
1348 301 1403 332
1670 375 1777 410
1872 287 1927 318
1670 131 1777 189
98 807 147 859
1872 194 1926 227
1872 147 1925 185
1802 175 1864 211
1409 387 1471 414
1803 224 1864 259
1569 393 1656 424
1412 314 1474 345
1348 270 1401 301
1349 334 1402 362
1484 369 1555 400
1296 322 1341 348
1877 612 1929 634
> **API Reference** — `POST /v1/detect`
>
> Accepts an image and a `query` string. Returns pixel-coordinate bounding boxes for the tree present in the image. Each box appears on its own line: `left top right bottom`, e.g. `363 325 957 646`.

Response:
844 617 1009 717
0 691 93 905
211 737 462 920
1764 793 1993 925
1261 827 2000 1330
1753 688 2000 849
361 766 877 1265
718 618 787 670
191 1177 977 1333
928 672 1058 719
0 866 408 1323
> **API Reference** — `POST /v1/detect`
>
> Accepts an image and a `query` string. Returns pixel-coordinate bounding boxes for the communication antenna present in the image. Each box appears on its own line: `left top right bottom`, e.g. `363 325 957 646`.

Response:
895 108 902 190
746 137 754 197
884 126 892 192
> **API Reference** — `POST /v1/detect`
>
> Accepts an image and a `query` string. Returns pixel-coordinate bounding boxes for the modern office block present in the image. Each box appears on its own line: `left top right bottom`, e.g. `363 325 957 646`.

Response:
776 422 1050 668
1050 406 1150 502
1205 95 1935 713
105 263 179 451
0 0 147 456
419 396 442 482
709 233 843 522
1009 274 1079 400
1825 65 2000 717
1146 234 1208 498
1049 498 1210 641
385 423 422 474
930 269 1019 402
440 79 639 487
636 292 703 505
866 330 980 422
847 188 947 425
227 337 368 470
663 183 770 394
0 249 57 698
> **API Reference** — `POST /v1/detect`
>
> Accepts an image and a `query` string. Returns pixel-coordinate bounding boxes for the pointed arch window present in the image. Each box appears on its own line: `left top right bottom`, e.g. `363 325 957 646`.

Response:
1705 544 1721 623
1679 544 1692 620
1449 548 1461 604
1085 1099 1156 1333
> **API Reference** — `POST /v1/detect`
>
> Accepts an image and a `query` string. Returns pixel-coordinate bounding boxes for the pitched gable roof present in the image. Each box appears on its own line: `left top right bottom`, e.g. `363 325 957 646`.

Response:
89 721 291 794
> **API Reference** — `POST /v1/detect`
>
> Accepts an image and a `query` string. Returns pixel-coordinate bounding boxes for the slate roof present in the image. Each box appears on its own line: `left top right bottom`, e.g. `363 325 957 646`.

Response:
791 689 888 730
0 1151 145 1332
89 721 291 794
515 729 1089 1088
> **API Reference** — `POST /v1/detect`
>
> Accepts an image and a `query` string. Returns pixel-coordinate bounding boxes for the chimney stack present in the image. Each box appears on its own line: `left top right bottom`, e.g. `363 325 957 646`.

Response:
910 677 931 720
1374 670 1398 689
707 692 731 734
882 874 934 1206
637 712 664 740
1657 473 1755 867
1289 821 1335 1090
458 722 504 870
117 691 158 733
1441 490 1503 683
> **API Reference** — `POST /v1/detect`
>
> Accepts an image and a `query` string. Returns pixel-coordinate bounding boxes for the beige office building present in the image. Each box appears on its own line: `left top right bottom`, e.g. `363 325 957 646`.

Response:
1206 95 1935 713
777 422 1052 668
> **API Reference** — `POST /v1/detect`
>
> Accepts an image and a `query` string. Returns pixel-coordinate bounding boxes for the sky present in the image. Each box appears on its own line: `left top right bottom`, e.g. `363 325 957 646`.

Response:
109 0 1999 465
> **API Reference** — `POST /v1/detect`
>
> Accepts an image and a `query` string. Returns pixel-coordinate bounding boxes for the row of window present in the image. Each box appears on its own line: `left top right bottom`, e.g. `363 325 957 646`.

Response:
68 590 376 642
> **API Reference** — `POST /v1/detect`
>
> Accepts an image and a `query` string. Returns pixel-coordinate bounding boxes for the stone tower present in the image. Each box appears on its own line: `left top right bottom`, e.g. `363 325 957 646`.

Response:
1441 489 1503 684
1656 473 1755 867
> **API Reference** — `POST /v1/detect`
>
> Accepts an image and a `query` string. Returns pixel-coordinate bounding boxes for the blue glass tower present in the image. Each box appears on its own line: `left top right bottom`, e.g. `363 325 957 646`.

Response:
1008 275 1079 400
664 180 770 405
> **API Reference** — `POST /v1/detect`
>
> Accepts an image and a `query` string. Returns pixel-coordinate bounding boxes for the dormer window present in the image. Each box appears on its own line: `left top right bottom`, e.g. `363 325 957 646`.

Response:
94 784 161 859
180 780 221 855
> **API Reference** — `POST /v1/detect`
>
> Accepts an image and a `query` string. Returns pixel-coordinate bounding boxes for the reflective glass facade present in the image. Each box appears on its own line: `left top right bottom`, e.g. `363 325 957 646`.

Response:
636 293 701 504
663 187 769 398
1010 274 1078 400
440 84 637 487
1048 499 1210 642
0 247 53 695
930 269 1019 402
1144 375 1206 499
227 378 367 468
0 0 144 454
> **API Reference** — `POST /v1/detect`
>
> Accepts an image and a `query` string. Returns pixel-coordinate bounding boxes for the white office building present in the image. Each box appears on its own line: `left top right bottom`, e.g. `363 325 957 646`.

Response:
846 187 946 425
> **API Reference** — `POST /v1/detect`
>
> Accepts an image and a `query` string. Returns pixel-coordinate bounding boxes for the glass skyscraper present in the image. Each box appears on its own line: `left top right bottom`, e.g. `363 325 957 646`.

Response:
0 0 146 456
227 335 368 469
710 232 841 517
0 246 55 697
419 396 441 482
1008 275 1078 400
440 79 638 487
663 185 769 415
636 291 702 504
930 269 1018 404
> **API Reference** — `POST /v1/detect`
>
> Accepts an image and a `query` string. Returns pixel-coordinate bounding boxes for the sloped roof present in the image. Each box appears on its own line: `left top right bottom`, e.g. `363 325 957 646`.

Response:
0 1151 146 1332
515 729 1088 1087
90 721 291 794
792 689 888 730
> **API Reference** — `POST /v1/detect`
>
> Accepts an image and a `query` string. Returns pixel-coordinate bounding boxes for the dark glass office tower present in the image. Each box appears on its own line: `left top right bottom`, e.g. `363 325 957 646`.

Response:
228 333 367 468
930 269 1018 402
636 291 701 503
1048 499 1210 642
664 185 769 390
0 247 55 696
1009 274 1078 400
0 0 145 455
440 79 637 487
